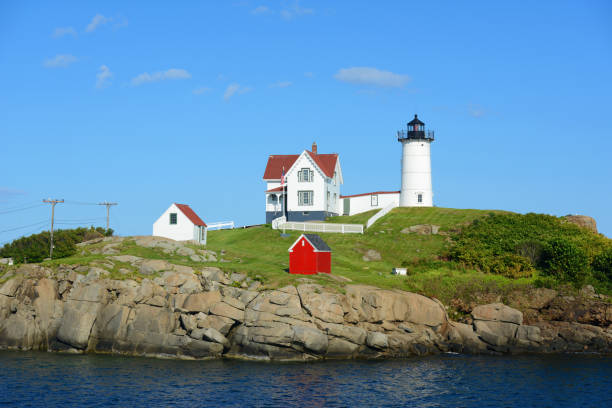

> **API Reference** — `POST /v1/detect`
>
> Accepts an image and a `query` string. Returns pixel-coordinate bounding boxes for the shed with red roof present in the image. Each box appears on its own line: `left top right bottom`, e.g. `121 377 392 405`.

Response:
288 233 332 274
152 203 208 244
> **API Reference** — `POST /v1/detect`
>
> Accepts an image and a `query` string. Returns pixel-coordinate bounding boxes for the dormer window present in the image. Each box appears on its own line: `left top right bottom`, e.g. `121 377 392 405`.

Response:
298 168 314 182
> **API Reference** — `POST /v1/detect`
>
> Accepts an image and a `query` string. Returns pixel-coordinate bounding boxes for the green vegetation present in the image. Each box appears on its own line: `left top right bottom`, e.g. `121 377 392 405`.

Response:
3 207 610 305
0 227 113 263
448 213 611 288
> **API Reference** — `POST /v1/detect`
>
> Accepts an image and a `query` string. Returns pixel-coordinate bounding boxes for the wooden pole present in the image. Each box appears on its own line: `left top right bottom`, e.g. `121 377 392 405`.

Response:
43 199 64 259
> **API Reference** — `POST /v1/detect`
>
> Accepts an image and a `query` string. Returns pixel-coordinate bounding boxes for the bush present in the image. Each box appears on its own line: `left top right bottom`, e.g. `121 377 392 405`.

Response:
591 248 612 282
540 237 589 283
0 226 112 263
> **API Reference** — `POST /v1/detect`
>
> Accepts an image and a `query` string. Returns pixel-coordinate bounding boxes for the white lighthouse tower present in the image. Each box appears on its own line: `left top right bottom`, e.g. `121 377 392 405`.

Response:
398 114 434 207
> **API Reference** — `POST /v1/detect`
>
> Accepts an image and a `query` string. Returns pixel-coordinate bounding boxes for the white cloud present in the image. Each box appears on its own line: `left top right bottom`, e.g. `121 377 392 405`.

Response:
468 104 486 118
86 14 112 32
43 54 78 68
52 27 77 38
193 86 211 95
280 1 313 20
131 68 192 86
271 81 292 88
304 71 313 78
223 83 252 101
96 65 112 89
252 5 271 15
334 67 410 88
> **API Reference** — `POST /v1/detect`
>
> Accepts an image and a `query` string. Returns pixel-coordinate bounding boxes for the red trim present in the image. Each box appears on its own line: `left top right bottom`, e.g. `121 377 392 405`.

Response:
340 191 400 199
175 203 207 227
265 186 285 193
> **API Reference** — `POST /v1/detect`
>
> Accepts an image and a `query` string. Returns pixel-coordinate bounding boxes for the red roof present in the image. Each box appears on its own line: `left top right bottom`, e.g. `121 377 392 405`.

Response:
263 151 338 179
305 151 338 178
263 155 299 180
265 186 285 193
340 191 400 199
175 203 207 227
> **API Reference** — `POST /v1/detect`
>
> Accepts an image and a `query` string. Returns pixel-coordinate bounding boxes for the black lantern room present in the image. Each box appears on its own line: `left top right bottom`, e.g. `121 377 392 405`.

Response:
397 114 435 141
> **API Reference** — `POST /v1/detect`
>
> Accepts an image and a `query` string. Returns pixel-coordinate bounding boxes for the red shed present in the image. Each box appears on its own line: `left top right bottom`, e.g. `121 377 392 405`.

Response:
288 233 332 275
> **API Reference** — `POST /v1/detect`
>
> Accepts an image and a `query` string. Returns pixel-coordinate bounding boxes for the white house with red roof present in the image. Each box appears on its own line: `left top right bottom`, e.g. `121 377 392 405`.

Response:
263 142 343 223
153 203 208 244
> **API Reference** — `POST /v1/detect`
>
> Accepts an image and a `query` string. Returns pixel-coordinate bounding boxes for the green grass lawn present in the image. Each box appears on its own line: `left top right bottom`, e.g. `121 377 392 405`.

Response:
202 207 534 300
13 206 559 306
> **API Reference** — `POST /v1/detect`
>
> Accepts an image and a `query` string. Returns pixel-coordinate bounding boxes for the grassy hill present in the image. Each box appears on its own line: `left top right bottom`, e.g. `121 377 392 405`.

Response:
202 207 527 298
2 207 609 313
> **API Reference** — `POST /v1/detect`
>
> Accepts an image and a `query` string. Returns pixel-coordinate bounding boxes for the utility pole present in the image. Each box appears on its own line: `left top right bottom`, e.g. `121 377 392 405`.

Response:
98 202 117 231
43 199 64 259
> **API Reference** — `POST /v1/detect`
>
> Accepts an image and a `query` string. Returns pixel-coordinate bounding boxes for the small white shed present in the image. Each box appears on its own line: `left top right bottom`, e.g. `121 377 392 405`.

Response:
153 203 208 245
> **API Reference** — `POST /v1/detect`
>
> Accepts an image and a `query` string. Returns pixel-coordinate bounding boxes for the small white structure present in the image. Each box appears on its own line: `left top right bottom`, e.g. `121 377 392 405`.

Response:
398 114 434 207
0 258 14 266
392 267 407 276
340 191 400 216
153 203 208 245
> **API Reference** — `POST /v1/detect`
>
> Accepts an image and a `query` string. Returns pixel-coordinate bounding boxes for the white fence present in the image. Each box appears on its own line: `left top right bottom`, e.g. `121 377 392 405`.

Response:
366 202 398 228
275 221 363 234
207 221 235 230
271 216 286 230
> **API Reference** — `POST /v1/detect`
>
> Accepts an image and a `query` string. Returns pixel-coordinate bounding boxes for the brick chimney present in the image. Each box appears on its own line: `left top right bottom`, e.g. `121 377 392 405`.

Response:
311 141 317 154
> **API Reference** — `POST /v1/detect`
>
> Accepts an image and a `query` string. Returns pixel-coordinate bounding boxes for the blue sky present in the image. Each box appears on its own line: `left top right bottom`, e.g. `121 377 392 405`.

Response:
1 0 611 244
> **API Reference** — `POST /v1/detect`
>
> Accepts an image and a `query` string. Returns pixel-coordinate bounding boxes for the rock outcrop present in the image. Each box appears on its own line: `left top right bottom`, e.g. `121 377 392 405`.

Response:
563 215 598 233
1 265 611 360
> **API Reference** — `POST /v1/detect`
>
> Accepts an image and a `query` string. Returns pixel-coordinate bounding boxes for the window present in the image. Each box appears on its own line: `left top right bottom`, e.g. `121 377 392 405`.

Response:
200 227 206 241
371 195 378 206
298 190 313 206
417 194 423 203
169 213 177 225
268 195 277 204
327 191 330 203
334 193 337 202
298 168 314 182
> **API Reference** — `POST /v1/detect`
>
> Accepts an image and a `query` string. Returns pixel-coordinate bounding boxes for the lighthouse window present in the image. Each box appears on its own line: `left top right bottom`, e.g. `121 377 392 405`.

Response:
371 195 378 206
418 194 423 203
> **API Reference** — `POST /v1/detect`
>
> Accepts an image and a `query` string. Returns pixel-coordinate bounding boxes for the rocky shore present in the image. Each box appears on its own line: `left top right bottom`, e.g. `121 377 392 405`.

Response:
1 258 611 360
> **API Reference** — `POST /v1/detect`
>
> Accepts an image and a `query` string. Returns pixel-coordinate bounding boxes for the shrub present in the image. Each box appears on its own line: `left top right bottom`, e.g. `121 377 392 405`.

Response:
0 226 112 263
540 237 589 283
591 248 612 282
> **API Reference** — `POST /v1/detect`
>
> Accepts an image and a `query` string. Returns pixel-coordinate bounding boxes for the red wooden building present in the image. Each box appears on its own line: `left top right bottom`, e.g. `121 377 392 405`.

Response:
288 233 332 274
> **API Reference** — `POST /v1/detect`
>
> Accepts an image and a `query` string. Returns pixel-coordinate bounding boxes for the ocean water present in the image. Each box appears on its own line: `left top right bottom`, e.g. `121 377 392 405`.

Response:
1 351 610 407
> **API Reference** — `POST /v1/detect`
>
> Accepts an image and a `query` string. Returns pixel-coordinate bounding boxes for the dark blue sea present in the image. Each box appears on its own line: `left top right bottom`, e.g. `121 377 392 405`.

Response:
1 351 610 407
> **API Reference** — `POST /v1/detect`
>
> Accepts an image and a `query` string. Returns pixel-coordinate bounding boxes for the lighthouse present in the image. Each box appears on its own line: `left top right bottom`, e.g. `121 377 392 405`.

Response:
397 114 434 207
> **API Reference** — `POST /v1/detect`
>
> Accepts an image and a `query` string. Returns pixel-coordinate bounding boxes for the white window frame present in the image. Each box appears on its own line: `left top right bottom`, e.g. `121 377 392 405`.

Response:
417 194 423 203
169 213 177 225
298 190 314 206
298 168 313 182
371 195 378 206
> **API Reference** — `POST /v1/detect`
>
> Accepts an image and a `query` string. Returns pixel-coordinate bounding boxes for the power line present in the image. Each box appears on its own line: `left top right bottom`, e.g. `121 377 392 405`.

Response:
98 202 118 230
55 217 106 222
64 200 99 206
0 220 49 234
43 199 63 259
0 203 44 215
0 200 41 210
